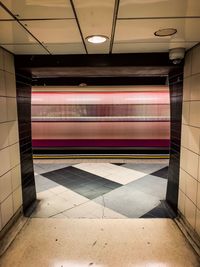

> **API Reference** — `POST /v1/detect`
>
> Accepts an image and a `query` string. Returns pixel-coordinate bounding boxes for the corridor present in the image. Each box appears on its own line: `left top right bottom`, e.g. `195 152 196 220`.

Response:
0 218 199 267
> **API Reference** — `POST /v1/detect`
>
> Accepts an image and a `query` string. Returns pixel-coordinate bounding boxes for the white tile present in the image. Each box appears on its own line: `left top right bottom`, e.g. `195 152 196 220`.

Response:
189 101 200 127
0 97 7 122
9 143 20 168
0 122 9 150
45 43 85 55
197 182 200 210
190 74 200 101
0 147 11 177
191 44 200 75
0 70 6 96
11 164 21 191
195 208 200 236
182 101 190 125
6 97 17 121
185 172 198 204
178 189 185 216
0 204 2 231
58 189 88 207
184 50 192 78
62 200 126 219
118 1 200 18
183 76 191 101
1 194 13 228
185 196 196 229
0 21 36 45
181 125 200 154
75 163 146 185
34 195 75 216
31 206 58 218
0 171 12 203
49 186 68 195
23 20 82 44
7 120 19 145
1 0 74 19
5 72 16 97
3 50 15 74
2 44 49 55
37 190 55 200
12 186 22 213
180 147 199 179
179 169 186 193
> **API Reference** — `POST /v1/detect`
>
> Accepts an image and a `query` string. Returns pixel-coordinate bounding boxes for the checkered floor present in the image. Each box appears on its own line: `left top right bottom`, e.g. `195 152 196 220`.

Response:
32 159 172 219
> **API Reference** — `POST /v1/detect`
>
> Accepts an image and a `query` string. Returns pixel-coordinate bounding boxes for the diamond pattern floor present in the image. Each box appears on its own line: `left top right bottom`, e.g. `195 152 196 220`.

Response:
32 159 170 219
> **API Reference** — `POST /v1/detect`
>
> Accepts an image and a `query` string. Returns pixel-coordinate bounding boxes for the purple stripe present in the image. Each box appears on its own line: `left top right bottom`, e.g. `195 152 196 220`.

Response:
32 139 170 148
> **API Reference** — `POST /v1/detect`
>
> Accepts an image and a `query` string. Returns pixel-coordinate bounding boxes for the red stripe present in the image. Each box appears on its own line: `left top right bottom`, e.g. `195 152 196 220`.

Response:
32 139 170 148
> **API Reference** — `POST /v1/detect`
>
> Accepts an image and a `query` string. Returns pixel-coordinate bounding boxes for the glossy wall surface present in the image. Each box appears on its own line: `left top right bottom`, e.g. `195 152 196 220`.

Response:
16 74 36 215
178 43 200 238
0 48 22 233
166 69 183 212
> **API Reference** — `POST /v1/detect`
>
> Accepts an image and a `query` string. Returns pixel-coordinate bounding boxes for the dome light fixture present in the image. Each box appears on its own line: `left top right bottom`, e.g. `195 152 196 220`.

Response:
154 28 177 37
86 35 108 44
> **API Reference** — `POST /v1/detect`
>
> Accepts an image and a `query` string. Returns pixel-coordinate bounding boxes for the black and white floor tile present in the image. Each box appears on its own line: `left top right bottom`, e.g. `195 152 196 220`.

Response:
32 160 170 219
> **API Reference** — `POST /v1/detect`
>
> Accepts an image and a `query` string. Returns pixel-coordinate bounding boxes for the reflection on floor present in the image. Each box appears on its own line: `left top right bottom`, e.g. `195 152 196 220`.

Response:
1 219 199 267
32 159 171 219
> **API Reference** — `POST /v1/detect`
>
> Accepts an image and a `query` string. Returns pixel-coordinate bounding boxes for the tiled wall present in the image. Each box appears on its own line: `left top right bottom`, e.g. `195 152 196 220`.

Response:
166 68 183 212
16 73 36 215
0 48 22 233
178 44 200 237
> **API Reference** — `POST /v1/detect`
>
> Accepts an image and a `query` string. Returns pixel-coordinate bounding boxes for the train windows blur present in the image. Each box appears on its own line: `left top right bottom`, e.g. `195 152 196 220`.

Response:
31 87 170 151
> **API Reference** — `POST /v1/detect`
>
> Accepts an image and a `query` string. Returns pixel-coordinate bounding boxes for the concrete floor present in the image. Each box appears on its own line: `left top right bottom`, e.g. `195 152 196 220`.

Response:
0 218 199 267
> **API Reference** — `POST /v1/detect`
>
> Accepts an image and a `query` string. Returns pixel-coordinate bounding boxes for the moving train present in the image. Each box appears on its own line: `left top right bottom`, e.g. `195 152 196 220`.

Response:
31 86 170 153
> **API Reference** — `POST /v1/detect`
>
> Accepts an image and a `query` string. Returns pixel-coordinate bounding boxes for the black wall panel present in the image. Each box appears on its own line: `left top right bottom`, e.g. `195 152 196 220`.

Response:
16 74 36 215
166 68 183 212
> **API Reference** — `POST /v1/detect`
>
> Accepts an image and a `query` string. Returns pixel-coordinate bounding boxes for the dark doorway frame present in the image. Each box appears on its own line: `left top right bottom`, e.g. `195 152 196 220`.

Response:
15 53 183 215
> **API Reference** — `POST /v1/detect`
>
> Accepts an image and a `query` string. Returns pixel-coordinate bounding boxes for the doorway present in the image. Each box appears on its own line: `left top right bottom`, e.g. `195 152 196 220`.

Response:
31 85 172 218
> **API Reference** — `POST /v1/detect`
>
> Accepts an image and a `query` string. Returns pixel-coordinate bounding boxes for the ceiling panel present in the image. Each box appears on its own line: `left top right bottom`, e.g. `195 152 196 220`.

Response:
1 44 48 54
0 6 13 20
21 20 82 44
45 43 86 54
73 0 115 54
114 18 200 53
113 42 197 53
118 0 200 18
1 0 74 19
0 21 37 44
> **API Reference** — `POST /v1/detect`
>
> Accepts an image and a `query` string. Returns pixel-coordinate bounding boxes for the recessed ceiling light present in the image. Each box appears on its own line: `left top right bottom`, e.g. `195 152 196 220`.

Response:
86 35 108 44
154 28 177 37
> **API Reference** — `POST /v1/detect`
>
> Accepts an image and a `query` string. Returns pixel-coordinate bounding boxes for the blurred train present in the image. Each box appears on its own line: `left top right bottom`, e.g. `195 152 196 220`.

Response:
31 86 170 153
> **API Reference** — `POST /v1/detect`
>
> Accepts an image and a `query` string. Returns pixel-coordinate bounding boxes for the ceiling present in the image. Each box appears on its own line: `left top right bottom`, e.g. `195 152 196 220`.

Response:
0 0 199 55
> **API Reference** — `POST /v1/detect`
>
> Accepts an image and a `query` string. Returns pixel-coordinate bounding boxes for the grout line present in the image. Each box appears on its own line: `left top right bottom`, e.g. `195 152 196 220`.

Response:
0 2 51 55
109 0 120 54
69 0 88 54
48 199 91 218
118 16 200 20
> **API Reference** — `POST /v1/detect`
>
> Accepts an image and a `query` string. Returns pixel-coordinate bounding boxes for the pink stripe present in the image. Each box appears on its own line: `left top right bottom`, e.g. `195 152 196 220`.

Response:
32 139 170 148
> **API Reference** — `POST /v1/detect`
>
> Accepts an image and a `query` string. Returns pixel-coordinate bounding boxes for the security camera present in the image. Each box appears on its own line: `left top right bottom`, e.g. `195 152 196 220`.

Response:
169 47 185 64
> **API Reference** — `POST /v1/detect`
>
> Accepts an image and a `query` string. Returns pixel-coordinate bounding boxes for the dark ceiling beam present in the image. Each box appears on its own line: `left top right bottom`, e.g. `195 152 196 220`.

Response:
69 0 88 54
32 76 168 86
15 53 177 68
109 0 120 54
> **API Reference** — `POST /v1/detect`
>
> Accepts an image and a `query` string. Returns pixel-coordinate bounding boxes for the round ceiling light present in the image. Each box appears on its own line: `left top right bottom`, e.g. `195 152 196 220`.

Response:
86 35 108 44
154 28 177 37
